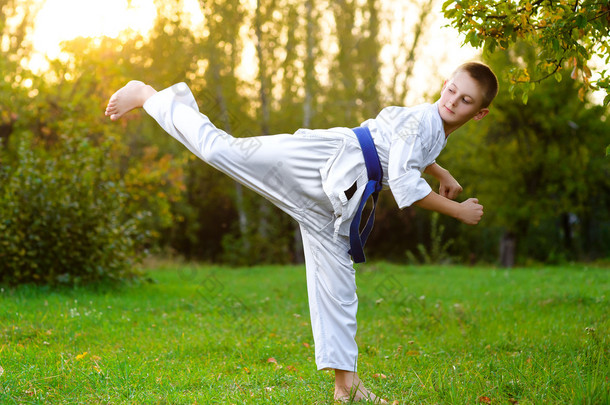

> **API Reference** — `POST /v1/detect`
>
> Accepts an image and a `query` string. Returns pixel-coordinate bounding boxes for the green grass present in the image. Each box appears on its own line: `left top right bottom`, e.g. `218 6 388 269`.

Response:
1 263 608 404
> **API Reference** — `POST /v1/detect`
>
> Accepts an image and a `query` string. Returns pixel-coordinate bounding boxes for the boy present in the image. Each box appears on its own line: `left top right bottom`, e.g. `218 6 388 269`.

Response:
105 61 498 403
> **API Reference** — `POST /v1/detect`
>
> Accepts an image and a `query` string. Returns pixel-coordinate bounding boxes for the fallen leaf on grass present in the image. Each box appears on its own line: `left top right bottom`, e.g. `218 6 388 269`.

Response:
302 342 310 348
478 396 492 404
508 399 518 404
0 366 4 377
75 352 88 361
372 373 387 379
267 357 277 364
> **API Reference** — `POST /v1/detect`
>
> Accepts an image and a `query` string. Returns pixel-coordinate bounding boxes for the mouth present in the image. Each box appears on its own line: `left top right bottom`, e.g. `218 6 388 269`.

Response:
444 105 454 114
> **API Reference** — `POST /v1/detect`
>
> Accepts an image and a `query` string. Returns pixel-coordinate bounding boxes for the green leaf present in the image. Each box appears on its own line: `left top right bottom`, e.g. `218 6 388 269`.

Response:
442 0 456 11
471 31 481 47
484 38 497 53
508 83 516 96
464 30 473 43
554 71 563 82
552 38 560 52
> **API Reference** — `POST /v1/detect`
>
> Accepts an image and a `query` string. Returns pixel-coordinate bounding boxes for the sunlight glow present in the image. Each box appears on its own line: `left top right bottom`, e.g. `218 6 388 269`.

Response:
28 0 204 72
25 0 482 104
32 0 157 58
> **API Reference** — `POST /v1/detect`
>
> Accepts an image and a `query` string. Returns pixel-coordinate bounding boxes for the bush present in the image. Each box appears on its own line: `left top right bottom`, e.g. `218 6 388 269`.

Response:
0 136 151 285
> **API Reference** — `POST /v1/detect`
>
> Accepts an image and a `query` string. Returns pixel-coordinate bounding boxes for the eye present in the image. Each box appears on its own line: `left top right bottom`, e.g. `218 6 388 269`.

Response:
462 98 472 104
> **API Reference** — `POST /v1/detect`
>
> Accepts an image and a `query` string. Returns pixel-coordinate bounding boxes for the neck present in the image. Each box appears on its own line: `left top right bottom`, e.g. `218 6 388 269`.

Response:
443 123 461 138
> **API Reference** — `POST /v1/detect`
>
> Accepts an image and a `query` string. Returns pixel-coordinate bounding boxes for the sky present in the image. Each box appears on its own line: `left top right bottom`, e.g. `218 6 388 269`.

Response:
26 0 479 105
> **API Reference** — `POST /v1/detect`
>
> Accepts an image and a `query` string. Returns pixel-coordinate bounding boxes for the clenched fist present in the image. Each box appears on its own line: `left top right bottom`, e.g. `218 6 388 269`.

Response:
457 198 484 225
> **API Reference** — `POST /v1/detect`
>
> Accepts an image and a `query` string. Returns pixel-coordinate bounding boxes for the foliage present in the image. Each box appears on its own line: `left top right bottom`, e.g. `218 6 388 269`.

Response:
122 145 187 239
440 42 610 263
406 212 454 265
442 0 610 105
2 0 608 269
0 3 188 285
0 136 150 285
0 264 608 403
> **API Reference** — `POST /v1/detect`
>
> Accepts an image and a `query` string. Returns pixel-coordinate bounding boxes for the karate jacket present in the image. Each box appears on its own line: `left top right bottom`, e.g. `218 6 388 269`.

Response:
315 103 448 237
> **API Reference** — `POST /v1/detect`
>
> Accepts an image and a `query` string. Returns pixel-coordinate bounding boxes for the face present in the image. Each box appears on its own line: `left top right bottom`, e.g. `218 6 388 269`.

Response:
438 71 489 134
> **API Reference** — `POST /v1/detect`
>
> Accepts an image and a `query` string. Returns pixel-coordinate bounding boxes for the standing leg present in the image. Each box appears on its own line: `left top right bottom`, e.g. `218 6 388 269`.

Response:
299 224 387 403
299 223 358 371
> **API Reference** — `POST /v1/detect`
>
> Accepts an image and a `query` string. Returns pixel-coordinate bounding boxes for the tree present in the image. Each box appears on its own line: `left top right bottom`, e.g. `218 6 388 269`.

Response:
3 0 459 266
0 1 189 283
442 0 610 106
440 42 610 265
0 0 34 148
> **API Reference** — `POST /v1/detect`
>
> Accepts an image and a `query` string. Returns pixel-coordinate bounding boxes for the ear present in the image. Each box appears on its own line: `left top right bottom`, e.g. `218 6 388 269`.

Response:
472 107 489 121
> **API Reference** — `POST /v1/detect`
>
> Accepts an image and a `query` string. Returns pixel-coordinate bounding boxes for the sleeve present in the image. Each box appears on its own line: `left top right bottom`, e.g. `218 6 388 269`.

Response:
387 124 432 209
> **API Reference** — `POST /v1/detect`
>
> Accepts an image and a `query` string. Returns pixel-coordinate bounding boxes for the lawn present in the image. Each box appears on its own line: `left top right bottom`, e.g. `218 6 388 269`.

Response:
1 263 608 404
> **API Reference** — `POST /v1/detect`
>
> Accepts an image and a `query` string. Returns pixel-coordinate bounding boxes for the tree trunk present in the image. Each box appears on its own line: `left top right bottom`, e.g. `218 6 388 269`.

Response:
561 212 573 252
396 0 434 103
254 0 270 136
290 0 316 264
499 231 516 268
254 0 273 240
302 0 314 129
210 58 250 250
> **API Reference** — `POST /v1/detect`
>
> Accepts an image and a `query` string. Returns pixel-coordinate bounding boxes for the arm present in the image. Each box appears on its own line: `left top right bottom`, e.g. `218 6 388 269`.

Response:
413 191 484 225
424 163 463 200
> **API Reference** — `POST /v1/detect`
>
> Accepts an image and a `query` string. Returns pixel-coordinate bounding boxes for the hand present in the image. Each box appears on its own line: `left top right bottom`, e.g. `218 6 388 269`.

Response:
439 174 463 200
424 163 463 200
457 198 484 225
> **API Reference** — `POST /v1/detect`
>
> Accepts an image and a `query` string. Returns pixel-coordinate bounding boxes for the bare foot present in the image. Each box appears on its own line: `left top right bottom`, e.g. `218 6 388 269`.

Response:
105 80 157 121
334 370 388 403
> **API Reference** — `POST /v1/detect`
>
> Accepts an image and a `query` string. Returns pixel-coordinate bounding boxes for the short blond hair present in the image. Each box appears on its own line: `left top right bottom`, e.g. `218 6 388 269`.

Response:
452 62 498 108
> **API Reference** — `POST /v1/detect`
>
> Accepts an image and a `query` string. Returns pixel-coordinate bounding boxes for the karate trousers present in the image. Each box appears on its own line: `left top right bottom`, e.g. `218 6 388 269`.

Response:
143 83 360 372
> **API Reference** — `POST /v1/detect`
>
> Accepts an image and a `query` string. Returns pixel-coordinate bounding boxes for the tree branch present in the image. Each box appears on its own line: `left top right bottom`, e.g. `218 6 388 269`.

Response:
532 59 564 84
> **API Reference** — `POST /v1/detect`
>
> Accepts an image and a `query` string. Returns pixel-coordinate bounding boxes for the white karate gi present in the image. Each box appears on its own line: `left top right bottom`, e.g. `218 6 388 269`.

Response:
143 83 447 372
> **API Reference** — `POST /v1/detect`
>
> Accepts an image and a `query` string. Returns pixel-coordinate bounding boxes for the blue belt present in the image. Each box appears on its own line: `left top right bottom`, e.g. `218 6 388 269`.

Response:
348 126 383 263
